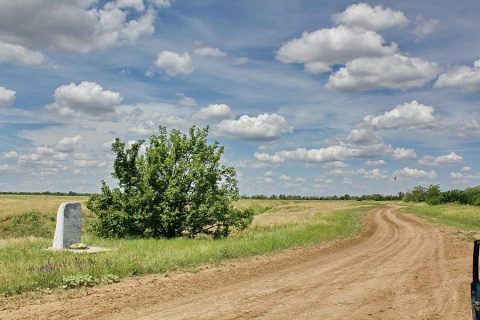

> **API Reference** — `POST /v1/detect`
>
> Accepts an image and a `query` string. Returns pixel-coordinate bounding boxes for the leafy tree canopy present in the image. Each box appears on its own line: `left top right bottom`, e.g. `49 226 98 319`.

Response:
87 126 253 239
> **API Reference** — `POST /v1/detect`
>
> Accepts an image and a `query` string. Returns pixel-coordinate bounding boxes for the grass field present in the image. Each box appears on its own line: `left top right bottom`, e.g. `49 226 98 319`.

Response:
400 202 480 241
0 196 379 296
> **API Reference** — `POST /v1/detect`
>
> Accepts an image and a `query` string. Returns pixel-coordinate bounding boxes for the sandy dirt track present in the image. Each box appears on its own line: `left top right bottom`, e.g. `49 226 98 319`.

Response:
1 205 473 319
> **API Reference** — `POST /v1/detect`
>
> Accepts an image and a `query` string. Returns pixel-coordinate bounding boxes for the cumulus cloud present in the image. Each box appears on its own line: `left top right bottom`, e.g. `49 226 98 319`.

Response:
392 147 417 160
365 160 386 166
193 47 228 57
412 16 439 41
56 135 83 153
276 25 397 73
419 152 463 167
361 168 388 180
178 95 197 107
345 142 393 158
2 151 18 159
361 100 439 130
254 152 285 163
116 0 145 11
434 60 480 93
216 113 293 141
0 42 47 66
0 87 15 107
155 51 194 75
393 167 438 179
149 0 171 8
346 128 382 146
326 54 440 92
456 119 480 138
45 81 122 119
331 3 408 31
0 0 157 64
127 112 190 136
278 145 347 163
194 104 235 120
276 3 440 92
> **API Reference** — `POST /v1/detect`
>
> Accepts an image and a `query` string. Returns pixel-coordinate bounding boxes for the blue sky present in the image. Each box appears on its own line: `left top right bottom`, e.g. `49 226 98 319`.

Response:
1 0 479 196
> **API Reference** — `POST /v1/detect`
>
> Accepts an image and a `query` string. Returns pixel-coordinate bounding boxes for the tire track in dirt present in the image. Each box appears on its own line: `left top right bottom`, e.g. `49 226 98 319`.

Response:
0 205 472 319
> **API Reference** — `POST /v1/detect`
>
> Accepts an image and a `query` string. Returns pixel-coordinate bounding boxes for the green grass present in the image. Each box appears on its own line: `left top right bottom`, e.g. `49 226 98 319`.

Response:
0 198 379 296
400 202 480 231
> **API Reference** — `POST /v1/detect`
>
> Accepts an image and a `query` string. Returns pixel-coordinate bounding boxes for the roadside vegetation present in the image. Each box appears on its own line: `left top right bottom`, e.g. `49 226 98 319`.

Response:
0 196 375 296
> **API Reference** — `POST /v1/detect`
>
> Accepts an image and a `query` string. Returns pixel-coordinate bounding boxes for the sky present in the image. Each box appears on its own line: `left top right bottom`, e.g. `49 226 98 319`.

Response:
0 0 479 196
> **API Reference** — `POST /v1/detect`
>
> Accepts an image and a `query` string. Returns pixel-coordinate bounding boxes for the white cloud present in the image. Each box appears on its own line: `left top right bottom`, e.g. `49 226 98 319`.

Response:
365 160 386 166
193 47 228 57
0 42 47 66
362 100 439 130
393 167 438 179
345 142 393 158
149 0 171 8
2 151 18 159
254 152 284 163
392 148 417 160
434 60 480 93
323 161 349 168
233 57 248 65
456 120 480 138
73 159 107 168
178 95 197 107
116 0 145 11
194 104 234 120
419 152 463 167
412 16 439 41
216 113 293 141
279 174 291 181
326 54 440 92
278 145 347 163
276 25 397 73
0 87 15 107
346 128 382 146
155 51 194 75
0 1 157 62
45 81 122 119
331 3 408 31
362 168 388 180
56 135 83 153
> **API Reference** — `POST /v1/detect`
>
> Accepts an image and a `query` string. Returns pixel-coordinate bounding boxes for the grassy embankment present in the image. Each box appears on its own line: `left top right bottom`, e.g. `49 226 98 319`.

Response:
0 195 377 296
400 202 480 241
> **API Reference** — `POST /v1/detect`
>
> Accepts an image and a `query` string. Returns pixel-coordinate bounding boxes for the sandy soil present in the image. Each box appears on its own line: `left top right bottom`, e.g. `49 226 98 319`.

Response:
0 205 473 319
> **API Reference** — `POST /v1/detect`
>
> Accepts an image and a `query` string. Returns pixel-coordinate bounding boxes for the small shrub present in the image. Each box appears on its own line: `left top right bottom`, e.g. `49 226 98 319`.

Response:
62 274 119 289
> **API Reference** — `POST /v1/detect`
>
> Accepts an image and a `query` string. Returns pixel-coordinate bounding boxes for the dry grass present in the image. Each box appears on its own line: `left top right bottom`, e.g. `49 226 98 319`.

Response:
252 200 365 227
0 195 92 239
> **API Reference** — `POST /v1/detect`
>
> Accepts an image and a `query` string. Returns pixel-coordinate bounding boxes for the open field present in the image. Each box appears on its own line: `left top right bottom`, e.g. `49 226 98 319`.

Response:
0 196 377 297
1 203 474 319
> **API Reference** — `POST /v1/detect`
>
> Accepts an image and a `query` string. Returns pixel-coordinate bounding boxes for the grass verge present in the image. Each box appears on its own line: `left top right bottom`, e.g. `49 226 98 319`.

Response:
0 198 378 296
400 202 480 241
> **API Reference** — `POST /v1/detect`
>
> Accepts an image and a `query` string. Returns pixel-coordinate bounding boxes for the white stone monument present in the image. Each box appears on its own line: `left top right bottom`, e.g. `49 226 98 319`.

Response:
52 202 82 249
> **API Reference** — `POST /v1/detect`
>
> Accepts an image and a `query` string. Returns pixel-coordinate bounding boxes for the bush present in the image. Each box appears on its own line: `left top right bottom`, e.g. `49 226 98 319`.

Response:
87 126 253 239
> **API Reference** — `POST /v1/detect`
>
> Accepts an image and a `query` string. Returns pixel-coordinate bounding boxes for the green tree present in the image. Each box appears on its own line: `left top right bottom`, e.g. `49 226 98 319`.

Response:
426 184 441 205
403 185 427 203
87 126 253 239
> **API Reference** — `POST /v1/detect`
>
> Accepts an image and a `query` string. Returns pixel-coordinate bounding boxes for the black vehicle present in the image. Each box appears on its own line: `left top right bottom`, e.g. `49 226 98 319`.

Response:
472 240 480 319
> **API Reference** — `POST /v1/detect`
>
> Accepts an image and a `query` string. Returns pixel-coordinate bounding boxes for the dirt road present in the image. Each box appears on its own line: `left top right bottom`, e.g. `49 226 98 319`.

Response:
1 205 473 319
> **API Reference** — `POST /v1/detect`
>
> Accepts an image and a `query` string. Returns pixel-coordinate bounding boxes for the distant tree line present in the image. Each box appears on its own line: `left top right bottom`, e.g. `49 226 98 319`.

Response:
402 185 480 206
242 193 403 201
0 191 91 196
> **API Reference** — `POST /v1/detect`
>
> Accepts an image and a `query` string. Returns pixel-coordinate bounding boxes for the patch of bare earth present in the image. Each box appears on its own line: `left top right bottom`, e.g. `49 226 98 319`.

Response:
0 205 472 319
